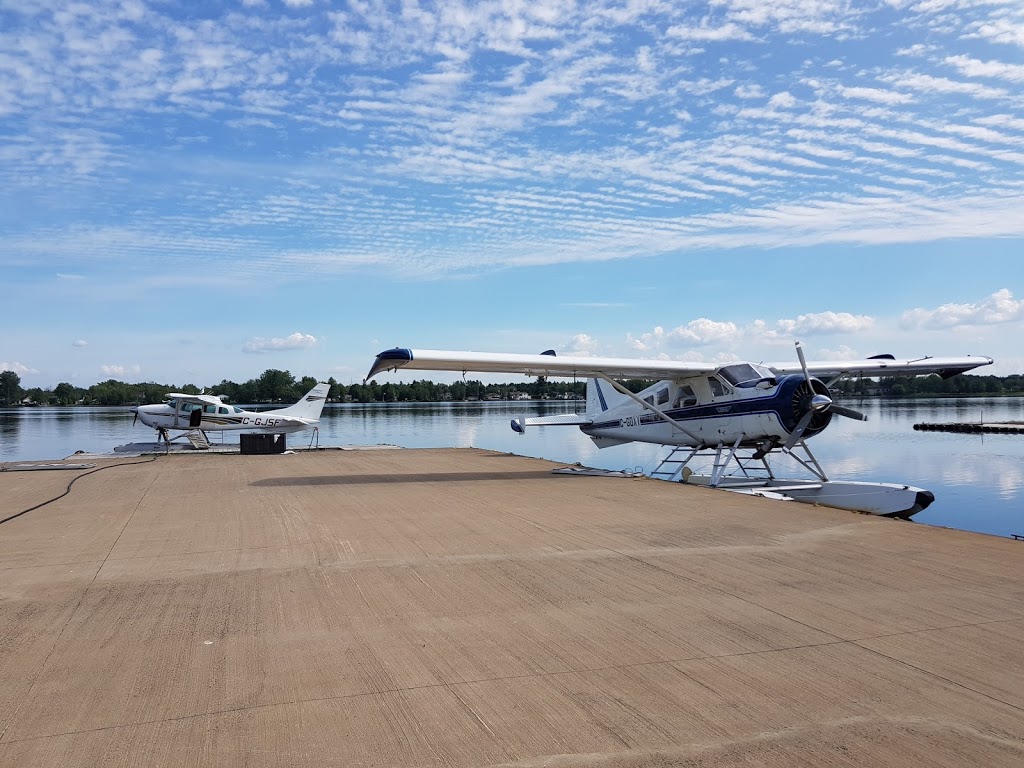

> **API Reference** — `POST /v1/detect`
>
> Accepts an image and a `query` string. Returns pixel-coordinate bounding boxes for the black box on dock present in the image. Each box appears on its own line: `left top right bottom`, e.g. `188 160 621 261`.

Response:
239 433 287 455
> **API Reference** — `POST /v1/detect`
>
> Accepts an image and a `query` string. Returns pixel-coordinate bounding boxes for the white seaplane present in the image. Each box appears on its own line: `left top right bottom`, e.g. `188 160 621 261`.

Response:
365 345 993 518
131 383 330 447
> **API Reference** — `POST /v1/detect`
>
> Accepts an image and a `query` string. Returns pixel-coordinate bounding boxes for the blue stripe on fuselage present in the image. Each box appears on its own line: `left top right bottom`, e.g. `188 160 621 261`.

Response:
585 375 804 431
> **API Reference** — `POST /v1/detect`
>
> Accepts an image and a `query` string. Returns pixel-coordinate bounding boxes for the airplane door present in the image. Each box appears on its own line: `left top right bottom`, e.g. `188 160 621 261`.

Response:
190 407 203 428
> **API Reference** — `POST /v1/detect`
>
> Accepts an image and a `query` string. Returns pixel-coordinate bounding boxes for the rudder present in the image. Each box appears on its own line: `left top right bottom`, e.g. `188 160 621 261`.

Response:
270 383 330 421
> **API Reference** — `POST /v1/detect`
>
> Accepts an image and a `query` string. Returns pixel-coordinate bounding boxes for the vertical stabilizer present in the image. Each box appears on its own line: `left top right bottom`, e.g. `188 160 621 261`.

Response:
269 383 331 421
585 378 613 418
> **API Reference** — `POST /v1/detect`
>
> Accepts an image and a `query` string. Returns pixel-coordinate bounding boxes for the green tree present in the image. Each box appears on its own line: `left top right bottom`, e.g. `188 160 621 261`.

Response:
53 382 79 405
256 369 296 402
89 379 134 405
1 370 24 406
24 387 50 405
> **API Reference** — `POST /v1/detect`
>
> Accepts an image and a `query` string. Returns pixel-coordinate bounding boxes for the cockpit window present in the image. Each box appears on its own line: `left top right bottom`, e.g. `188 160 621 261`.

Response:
233 406 244 413
167 400 176 409
707 377 729 398
219 407 229 414
718 363 772 386
656 388 670 405
204 404 217 413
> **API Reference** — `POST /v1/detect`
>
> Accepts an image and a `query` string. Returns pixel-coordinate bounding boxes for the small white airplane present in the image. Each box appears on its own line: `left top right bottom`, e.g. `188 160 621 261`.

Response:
131 383 330 445
366 345 993 518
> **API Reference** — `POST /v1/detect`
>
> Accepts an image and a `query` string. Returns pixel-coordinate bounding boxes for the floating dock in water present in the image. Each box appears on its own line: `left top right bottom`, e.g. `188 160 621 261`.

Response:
913 421 1024 434
1 447 1022 766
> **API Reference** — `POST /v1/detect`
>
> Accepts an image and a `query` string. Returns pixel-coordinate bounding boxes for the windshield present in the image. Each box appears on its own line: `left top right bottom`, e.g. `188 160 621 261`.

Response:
718 363 773 386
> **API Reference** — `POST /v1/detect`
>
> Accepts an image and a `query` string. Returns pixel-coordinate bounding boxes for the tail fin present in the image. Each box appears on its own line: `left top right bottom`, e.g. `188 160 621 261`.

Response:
586 378 620 417
269 383 330 422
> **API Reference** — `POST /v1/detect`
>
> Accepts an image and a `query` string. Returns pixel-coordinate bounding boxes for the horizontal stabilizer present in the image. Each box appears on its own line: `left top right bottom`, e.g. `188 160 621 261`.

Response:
511 413 592 434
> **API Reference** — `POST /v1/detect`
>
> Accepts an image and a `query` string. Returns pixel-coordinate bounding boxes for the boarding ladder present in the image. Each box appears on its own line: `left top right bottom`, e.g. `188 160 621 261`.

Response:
649 446 699 482
185 431 211 450
651 437 776 486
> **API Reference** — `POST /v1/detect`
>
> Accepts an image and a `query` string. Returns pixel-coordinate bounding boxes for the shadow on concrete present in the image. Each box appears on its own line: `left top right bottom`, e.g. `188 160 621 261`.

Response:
251 470 556 487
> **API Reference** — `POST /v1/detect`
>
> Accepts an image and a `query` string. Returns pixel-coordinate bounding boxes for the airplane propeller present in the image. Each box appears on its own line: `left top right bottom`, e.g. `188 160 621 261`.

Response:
784 342 866 450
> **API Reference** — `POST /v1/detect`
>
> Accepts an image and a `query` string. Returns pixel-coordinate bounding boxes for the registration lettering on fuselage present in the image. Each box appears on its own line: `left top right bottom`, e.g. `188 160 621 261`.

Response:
241 417 281 427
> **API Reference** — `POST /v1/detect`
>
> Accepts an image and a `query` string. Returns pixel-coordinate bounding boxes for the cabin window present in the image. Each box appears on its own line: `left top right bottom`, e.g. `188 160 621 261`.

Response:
707 377 730 398
643 395 654 406
219 407 229 414
673 385 697 408
204 405 216 414
656 388 670 405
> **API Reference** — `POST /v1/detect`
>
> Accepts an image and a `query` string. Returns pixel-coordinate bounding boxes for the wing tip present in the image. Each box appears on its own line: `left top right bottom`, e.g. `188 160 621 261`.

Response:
365 348 414 382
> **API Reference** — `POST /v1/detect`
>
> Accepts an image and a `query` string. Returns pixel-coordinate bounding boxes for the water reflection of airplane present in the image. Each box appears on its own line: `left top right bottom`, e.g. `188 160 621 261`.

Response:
366 344 993 518
131 383 330 445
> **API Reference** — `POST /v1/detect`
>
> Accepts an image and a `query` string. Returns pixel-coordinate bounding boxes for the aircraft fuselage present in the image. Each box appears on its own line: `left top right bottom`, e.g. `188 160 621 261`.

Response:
134 403 312 433
582 372 830 449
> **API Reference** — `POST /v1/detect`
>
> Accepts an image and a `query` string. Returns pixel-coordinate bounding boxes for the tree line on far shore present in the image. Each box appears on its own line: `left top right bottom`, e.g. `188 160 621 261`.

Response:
1 368 1022 408
0 369 585 407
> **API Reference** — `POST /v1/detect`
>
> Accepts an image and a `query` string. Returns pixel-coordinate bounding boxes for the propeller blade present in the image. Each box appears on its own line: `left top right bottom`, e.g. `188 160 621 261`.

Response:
133 412 138 427
784 408 816 450
830 404 868 421
795 341 811 384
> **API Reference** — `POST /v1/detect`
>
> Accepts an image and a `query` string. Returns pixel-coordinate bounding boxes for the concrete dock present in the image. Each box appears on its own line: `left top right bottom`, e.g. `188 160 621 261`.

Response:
1 447 1022 767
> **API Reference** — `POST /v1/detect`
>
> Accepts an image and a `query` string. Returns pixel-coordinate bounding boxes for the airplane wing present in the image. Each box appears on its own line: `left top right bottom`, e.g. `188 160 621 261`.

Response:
166 392 225 406
367 348 993 383
769 354 993 380
366 348 717 381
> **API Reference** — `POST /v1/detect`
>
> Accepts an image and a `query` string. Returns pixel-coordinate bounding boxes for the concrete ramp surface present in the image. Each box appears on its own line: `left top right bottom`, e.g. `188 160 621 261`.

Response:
1 448 1022 767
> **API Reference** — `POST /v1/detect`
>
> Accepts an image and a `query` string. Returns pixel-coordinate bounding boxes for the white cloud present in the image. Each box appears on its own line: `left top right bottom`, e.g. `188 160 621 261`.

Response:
628 319 742 352
72 339 88 347
838 86 914 105
775 311 875 335
945 54 1024 83
900 289 1024 330
666 22 752 42
100 364 142 376
242 331 319 353
1 361 39 374
623 311 876 358
561 333 600 357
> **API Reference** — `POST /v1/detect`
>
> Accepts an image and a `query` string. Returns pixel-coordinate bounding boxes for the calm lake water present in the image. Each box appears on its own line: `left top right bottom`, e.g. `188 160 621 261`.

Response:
3 398 1023 539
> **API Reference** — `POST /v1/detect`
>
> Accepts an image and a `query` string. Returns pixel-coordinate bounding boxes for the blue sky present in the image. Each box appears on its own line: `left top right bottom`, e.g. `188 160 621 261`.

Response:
2 0 1023 388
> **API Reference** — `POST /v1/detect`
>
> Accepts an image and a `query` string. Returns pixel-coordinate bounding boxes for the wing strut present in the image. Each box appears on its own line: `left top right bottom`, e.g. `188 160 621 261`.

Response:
596 374 705 445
